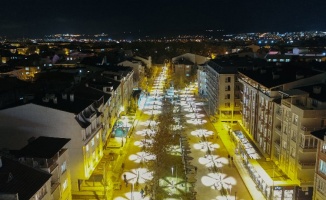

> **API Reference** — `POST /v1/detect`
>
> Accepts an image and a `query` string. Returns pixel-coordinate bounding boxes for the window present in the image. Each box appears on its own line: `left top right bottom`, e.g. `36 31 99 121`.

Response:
225 85 231 91
291 130 296 142
290 147 295 158
225 103 230 107
289 163 294 172
86 145 89 152
61 161 67 174
62 179 68 191
293 114 298 125
322 142 326 153
81 130 86 140
225 94 230 99
317 177 326 195
91 138 95 146
320 160 326 175
225 77 231 83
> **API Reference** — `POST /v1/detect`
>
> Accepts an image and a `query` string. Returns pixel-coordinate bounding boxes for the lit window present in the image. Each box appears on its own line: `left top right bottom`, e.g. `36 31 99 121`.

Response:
86 145 89 152
61 161 67 174
62 179 68 191
320 160 326 175
91 138 95 146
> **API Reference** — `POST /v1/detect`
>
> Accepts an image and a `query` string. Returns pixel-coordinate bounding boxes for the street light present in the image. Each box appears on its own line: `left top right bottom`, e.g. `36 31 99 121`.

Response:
131 181 135 200
171 167 174 188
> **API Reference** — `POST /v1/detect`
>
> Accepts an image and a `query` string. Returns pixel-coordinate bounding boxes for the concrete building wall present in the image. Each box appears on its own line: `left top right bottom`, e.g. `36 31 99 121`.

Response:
0 103 103 192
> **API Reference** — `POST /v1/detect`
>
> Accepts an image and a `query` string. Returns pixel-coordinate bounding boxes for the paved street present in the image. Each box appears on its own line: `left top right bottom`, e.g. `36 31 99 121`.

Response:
109 69 253 200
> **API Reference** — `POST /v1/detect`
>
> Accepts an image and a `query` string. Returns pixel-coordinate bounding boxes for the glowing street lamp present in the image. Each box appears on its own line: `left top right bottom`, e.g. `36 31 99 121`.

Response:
171 166 174 188
131 181 135 200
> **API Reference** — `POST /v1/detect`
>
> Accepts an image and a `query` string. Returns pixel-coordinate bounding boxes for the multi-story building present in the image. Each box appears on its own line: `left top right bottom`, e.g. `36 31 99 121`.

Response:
13 136 71 200
0 156 52 200
198 60 240 122
0 65 134 197
239 66 325 155
118 59 145 88
311 129 326 200
0 85 109 195
273 84 326 199
172 53 208 87
101 67 134 114
238 65 326 199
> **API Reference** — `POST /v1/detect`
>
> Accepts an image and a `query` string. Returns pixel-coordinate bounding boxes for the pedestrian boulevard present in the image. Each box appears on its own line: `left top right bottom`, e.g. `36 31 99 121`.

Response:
107 68 256 200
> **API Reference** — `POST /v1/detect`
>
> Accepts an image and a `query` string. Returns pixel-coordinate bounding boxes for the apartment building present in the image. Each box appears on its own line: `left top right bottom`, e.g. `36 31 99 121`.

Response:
238 64 326 199
101 67 134 114
0 156 52 200
118 59 145 87
13 136 71 200
198 60 240 122
0 85 109 194
172 53 208 86
311 128 326 199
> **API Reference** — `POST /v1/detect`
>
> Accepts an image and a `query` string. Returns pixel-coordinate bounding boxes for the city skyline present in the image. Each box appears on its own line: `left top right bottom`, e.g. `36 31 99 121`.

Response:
1 0 326 38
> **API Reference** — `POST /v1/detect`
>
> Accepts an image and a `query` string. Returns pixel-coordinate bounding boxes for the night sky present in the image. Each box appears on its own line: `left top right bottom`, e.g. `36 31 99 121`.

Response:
1 0 326 38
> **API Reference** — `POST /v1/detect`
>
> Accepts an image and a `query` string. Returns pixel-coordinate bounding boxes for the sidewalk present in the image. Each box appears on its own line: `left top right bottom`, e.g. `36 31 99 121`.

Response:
211 121 266 200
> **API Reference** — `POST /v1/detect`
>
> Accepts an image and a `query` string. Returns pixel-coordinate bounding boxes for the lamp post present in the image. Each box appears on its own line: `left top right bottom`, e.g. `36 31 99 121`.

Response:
171 167 174 188
131 181 135 200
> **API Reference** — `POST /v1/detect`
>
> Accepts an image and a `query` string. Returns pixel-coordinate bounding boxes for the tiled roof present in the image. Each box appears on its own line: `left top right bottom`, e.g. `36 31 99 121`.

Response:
17 136 70 159
0 156 51 200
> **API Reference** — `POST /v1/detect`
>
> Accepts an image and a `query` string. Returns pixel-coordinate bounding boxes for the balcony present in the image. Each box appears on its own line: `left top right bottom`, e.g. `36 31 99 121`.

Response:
51 180 60 194
299 144 317 153
297 161 315 170
276 111 282 118
321 149 326 155
282 100 291 108
274 140 281 148
300 125 324 135
275 126 281 135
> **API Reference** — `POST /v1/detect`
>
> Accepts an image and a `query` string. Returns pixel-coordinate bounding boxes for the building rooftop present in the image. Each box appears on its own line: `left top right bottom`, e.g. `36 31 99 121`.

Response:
17 136 70 159
311 128 326 141
0 156 51 200
206 60 238 74
296 83 326 102
238 65 322 88
32 83 110 115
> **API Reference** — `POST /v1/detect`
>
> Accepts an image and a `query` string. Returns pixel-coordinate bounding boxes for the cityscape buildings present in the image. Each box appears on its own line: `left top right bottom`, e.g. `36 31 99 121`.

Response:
0 33 326 199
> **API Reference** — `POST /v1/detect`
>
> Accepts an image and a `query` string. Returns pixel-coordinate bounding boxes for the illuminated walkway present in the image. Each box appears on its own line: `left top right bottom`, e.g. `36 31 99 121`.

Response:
110 70 253 200
177 84 253 200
